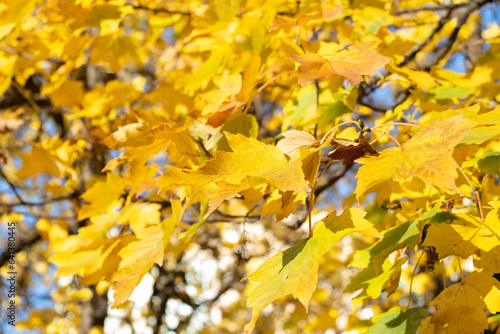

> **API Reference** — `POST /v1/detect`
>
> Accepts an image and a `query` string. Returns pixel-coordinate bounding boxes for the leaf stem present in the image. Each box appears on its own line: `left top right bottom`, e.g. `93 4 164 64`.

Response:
407 250 425 310
371 122 422 130
456 164 485 221
308 160 333 237
255 71 294 95
442 263 447 289
474 190 485 221
319 121 360 145
320 127 338 145
257 60 286 80
11 80 41 112
457 257 463 281
369 126 389 145
313 79 319 138
176 200 190 229
370 130 403 149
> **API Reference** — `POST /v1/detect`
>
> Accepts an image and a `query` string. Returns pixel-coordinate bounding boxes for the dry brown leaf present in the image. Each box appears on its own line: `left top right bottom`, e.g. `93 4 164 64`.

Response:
327 138 378 165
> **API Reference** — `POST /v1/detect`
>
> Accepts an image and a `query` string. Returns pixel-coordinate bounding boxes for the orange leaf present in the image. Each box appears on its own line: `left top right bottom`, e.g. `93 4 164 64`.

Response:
288 43 391 86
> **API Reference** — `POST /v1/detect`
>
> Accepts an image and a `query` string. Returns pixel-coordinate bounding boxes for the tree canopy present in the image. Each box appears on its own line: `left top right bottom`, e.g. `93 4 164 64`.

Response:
1 0 500 333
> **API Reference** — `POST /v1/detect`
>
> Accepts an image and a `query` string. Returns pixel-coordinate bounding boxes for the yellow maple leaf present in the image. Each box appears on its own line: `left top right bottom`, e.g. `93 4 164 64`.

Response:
78 238 125 286
117 202 162 238
111 225 163 307
17 145 72 179
0 0 35 40
423 206 500 272
260 189 307 221
355 115 476 200
159 132 309 216
102 122 198 171
235 51 261 103
78 173 126 221
419 271 500 334
50 239 114 278
271 6 345 30
110 200 180 307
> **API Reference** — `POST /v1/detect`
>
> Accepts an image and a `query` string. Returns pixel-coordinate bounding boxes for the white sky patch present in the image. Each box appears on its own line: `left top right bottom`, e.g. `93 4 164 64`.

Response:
221 226 240 244
105 273 155 334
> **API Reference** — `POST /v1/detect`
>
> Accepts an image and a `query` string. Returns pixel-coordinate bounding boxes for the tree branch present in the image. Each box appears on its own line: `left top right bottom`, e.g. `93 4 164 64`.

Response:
358 0 491 112
0 233 41 269
395 2 471 15
131 5 190 15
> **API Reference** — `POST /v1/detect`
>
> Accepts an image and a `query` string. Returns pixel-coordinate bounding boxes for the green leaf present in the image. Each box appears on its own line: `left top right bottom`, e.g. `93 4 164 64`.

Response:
283 85 317 127
463 152 500 175
243 208 381 333
318 91 351 128
478 153 500 175
345 257 407 308
350 219 422 272
429 86 474 100
365 306 428 334
461 125 500 145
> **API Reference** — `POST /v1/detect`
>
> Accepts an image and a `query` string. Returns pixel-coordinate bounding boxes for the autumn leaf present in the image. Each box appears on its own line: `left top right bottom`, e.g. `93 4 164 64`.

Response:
0 112 23 133
346 257 407 309
365 306 428 334
271 6 345 30
419 103 500 145
159 132 309 216
243 208 381 333
235 51 261 103
5 0 500 332
276 129 317 158
327 138 378 165
78 173 126 221
463 152 500 175
260 189 307 221
102 122 198 171
355 115 476 200
418 271 500 334
0 0 35 40
351 204 440 272
423 206 500 272
288 43 391 86
17 145 73 179
110 226 163 307
350 219 422 272
110 200 179 307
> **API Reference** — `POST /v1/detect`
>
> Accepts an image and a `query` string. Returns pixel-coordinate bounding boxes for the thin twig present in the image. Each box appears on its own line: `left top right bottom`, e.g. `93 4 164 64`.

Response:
474 190 485 221
308 160 333 236
407 250 425 310
0 168 26 205
131 5 190 15
313 79 320 138
457 256 463 281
